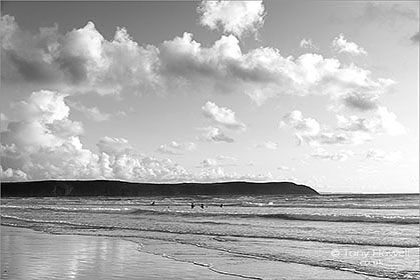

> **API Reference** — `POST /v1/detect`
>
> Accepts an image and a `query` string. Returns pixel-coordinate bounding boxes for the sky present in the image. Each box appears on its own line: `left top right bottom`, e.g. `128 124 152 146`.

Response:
1 1 419 193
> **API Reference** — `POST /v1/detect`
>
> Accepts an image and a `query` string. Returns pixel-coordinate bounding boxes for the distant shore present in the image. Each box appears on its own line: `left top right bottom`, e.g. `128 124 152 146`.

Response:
1 180 319 197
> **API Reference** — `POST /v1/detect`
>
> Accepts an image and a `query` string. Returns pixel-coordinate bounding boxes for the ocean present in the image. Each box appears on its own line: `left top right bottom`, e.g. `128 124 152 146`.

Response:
1 193 419 279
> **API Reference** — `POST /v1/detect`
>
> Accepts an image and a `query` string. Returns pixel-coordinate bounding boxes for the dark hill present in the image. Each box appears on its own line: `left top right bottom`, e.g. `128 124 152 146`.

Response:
1 180 319 197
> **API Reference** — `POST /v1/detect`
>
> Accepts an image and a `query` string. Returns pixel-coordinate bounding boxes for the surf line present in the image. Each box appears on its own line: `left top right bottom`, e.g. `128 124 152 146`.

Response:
135 245 263 280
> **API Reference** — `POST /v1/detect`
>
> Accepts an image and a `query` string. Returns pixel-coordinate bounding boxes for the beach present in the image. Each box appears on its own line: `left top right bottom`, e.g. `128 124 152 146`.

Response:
1 226 241 280
1 194 419 279
1 0 418 278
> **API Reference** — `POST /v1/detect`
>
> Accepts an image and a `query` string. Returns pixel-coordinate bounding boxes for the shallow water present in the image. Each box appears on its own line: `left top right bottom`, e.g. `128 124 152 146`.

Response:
1 193 419 279
1 226 240 280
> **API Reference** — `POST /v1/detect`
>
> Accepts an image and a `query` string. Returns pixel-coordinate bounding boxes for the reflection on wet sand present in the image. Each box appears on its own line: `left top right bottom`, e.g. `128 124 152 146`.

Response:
1 226 235 280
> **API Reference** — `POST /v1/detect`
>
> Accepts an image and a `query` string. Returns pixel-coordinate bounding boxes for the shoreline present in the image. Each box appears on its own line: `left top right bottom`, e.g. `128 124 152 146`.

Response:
1 225 239 280
1 225 395 280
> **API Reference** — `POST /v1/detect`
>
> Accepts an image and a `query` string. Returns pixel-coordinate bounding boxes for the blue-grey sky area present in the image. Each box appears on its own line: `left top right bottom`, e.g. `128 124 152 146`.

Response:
1 1 418 193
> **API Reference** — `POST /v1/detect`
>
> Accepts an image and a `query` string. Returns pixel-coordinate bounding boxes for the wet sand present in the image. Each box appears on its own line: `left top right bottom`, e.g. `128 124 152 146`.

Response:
1 226 238 280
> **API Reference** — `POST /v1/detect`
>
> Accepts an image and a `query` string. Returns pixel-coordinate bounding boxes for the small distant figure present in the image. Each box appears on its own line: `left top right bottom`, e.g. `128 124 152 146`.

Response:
191 203 195 209
200 204 204 209
150 201 155 206
220 203 223 208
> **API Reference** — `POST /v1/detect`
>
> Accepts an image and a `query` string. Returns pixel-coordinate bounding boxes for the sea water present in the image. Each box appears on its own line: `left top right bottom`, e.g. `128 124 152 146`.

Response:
1 193 419 279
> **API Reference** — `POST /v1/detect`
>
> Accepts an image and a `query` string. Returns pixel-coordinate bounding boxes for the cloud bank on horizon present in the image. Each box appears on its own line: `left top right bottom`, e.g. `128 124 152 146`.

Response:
0 1 418 192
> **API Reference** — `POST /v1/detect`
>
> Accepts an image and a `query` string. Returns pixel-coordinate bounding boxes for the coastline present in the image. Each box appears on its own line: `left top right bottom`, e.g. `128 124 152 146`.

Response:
0 226 239 280
2 192 417 280
1 180 319 197
1 225 396 280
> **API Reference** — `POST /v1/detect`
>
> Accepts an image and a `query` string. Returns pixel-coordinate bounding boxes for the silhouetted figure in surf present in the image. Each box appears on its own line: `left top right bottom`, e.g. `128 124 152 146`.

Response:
220 203 223 208
191 203 195 209
150 201 155 206
200 204 204 209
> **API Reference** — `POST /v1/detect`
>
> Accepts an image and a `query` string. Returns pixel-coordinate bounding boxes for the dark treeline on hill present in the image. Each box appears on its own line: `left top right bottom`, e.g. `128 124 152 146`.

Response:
1 180 319 197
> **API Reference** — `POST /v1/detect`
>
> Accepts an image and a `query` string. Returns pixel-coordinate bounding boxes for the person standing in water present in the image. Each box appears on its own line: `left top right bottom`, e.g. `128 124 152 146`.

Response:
191 202 195 209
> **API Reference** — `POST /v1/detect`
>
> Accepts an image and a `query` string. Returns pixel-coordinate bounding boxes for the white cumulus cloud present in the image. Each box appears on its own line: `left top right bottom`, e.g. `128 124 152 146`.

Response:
1 166 28 181
157 141 196 155
199 155 238 167
280 110 370 146
198 0 265 37
1 15 161 96
332 34 367 56
202 101 246 131
299 38 318 50
0 91 274 182
2 15 396 114
280 110 321 138
281 106 405 147
337 106 406 135
97 136 134 156
1 90 98 180
196 167 273 182
0 90 194 182
199 126 234 143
